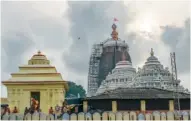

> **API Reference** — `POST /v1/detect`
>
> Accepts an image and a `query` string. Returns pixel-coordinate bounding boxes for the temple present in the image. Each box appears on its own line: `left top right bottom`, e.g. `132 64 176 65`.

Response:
132 48 189 92
2 51 68 113
96 52 136 95
96 48 189 95
88 23 132 97
85 23 190 113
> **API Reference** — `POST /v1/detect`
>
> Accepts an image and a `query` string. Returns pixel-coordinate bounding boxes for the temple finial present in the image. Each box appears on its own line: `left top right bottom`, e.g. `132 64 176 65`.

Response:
37 50 42 55
150 48 154 56
111 23 118 40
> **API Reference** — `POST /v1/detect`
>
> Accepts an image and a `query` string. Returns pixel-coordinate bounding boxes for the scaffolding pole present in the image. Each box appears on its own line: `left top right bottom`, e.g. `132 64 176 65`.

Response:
170 52 181 117
87 43 102 97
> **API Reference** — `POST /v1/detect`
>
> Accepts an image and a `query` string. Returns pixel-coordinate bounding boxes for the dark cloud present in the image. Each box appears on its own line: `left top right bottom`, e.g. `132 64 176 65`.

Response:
1 1 70 80
62 1 134 74
2 1 69 50
1 31 35 76
160 18 190 74
29 18 70 49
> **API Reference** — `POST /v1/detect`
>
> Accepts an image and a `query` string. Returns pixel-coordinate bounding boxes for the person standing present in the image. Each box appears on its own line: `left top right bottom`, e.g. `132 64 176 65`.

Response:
7 106 10 114
24 107 28 115
55 104 60 115
12 106 18 113
49 107 54 115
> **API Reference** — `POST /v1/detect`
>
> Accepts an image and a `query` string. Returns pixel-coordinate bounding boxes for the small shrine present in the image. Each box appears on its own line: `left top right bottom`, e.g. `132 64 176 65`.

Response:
2 51 68 113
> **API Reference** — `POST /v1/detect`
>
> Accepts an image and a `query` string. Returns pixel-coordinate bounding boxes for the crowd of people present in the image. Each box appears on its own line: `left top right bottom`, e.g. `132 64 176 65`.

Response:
48 101 80 119
1 105 19 119
1 98 82 120
1 106 19 114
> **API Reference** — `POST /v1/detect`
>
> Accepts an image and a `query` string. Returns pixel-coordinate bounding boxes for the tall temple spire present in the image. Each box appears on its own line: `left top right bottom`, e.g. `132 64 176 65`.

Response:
111 23 118 40
150 48 154 56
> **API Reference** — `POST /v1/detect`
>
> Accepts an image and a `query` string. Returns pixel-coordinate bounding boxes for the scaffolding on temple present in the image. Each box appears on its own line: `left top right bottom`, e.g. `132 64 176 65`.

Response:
170 52 181 118
87 43 102 97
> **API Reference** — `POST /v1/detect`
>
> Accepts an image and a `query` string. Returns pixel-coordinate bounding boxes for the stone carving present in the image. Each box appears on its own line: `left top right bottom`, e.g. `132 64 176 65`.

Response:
145 113 152 120
0 110 186 120
138 113 145 120
78 112 85 120
85 112 92 120
102 112 108 120
93 112 101 120
47 114 54 120
39 113 47 120
167 111 174 120
17 114 24 120
161 112 166 120
116 112 122 120
129 111 137 120
32 111 40 120
153 111 160 120
2 114 9 120
108 112 115 120
182 111 189 120
25 113 32 120
62 113 70 120
9 114 16 120
123 112 129 120
70 113 77 120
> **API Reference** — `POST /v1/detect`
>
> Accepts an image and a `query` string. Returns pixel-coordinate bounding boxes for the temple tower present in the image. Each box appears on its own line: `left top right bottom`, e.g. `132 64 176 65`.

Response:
98 23 132 87
88 24 132 96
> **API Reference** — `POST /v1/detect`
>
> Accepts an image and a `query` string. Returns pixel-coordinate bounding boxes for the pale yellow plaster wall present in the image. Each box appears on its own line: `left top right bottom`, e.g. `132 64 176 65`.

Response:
19 67 57 73
6 84 66 114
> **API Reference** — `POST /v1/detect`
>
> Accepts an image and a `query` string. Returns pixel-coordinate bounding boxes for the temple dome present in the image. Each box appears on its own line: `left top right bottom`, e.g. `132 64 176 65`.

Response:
145 48 160 66
96 56 136 95
28 51 50 65
115 60 132 69
132 48 188 93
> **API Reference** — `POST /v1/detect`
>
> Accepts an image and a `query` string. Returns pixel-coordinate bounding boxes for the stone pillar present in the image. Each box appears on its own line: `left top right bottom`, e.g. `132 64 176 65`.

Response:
169 100 174 111
40 91 48 113
141 100 146 111
59 90 63 106
83 101 88 113
52 90 55 108
47 89 52 111
112 101 117 112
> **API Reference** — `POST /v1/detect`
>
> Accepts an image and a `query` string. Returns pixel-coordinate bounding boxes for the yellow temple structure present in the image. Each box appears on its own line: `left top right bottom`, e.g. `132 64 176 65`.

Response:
2 51 68 113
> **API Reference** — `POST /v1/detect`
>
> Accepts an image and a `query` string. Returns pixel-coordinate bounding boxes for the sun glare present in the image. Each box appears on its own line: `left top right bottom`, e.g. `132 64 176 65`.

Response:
126 13 160 41
139 17 153 33
138 13 158 33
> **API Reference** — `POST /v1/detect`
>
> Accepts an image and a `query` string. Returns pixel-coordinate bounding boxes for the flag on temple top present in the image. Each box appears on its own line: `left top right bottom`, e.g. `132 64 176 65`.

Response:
114 18 118 22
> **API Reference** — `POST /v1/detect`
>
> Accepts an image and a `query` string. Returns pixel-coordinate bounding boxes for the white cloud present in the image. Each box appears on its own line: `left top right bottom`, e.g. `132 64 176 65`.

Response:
179 72 190 90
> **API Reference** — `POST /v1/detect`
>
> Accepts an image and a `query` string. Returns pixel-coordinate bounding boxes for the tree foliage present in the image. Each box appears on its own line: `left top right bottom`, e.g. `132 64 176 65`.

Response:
66 81 86 98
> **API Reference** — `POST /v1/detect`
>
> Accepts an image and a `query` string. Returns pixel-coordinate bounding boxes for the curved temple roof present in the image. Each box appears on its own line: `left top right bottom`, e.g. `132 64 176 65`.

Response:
96 48 189 95
96 53 136 95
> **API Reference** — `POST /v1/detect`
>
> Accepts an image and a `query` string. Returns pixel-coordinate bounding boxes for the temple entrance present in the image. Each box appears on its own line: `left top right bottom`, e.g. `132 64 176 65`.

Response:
31 92 40 107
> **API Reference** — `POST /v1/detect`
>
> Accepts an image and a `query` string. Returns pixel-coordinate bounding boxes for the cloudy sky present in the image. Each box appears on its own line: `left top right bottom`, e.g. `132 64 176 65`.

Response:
1 1 190 97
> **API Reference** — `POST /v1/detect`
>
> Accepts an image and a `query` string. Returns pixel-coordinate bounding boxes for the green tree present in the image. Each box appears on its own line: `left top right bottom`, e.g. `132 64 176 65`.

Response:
66 81 86 98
